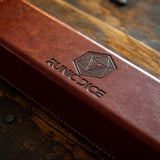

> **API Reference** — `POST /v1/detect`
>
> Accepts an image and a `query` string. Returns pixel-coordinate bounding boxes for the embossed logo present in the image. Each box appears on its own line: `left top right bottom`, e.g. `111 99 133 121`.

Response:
73 51 116 78
45 58 106 98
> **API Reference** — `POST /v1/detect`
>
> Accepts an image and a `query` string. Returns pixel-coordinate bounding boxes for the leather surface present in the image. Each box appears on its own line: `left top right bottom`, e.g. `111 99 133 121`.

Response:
0 0 160 159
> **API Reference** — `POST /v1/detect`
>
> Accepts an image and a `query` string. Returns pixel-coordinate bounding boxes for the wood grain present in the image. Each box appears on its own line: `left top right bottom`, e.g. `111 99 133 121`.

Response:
64 0 160 52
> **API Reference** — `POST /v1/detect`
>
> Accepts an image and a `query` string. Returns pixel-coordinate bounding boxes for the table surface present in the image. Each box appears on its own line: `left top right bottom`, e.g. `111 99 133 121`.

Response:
0 0 160 159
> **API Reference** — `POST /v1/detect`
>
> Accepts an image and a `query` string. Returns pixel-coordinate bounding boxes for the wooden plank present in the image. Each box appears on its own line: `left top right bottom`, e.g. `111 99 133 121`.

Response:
63 0 160 52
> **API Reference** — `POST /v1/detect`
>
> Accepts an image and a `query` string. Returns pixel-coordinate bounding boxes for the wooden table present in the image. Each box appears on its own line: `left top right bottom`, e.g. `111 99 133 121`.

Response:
0 0 160 159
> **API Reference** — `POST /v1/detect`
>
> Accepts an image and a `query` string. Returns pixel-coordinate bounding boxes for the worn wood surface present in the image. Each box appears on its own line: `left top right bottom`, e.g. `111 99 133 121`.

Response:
0 0 160 160
64 0 160 52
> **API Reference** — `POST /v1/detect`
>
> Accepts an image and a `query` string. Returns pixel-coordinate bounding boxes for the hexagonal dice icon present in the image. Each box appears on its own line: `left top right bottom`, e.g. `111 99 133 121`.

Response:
73 51 116 78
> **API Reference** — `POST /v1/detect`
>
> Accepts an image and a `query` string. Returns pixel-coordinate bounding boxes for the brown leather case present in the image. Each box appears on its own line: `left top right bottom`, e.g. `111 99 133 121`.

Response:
0 0 160 159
